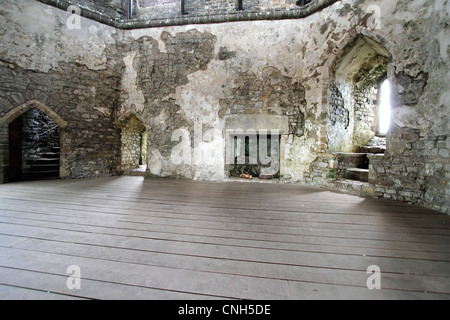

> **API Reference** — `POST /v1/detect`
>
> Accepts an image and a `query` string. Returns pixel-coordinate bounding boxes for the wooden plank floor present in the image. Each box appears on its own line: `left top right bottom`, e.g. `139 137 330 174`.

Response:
0 176 449 300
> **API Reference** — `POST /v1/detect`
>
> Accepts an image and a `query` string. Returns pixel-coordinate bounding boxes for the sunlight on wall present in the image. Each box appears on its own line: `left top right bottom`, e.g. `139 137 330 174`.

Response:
378 79 391 135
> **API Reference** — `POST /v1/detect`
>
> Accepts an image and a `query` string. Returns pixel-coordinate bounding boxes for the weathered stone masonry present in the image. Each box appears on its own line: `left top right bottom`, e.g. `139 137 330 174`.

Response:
1 0 449 215
0 57 122 182
219 67 307 137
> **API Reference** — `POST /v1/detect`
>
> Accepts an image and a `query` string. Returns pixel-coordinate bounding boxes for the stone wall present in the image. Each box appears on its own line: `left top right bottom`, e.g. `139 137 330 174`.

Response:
218 67 307 137
119 0 449 214
185 0 238 16
1 0 449 214
369 121 450 214
36 0 340 29
0 0 123 181
133 0 179 20
303 153 337 185
37 0 311 22
327 83 350 151
133 0 299 20
353 83 377 147
353 58 387 146
0 63 122 180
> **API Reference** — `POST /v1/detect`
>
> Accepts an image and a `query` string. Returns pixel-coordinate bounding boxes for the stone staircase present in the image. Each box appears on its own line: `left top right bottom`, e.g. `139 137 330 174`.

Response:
23 146 60 181
337 137 386 183
336 153 369 182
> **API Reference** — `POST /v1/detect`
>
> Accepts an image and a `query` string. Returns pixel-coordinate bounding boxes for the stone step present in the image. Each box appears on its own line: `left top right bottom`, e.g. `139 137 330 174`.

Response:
344 167 369 182
334 152 369 170
22 147 61 180
31 158 60 165
357 146 386 154
28 163 60 172
21 170 60 181
39 152 60 159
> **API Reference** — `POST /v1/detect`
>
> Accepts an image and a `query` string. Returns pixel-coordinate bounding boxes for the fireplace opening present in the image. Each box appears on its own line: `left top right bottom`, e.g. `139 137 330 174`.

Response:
228 133 280 179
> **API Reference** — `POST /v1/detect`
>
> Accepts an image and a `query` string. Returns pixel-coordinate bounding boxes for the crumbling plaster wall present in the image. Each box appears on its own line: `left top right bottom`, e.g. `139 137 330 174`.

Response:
0 0 448 213
119 19 324 181
119 0 354 181
118 0 449 213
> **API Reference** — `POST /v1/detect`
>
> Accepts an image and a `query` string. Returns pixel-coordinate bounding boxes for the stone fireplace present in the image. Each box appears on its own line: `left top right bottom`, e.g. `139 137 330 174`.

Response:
224 114 289 179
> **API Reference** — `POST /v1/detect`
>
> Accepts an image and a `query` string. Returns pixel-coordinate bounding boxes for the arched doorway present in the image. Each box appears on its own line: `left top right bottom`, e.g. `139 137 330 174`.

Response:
119 115 147 175
0 100 67 183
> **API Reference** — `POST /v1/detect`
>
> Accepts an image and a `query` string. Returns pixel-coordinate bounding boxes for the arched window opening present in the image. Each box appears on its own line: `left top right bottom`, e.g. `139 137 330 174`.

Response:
328 36 390 153
327 36 392 184
377 79 391 136
127 0 133 19
237 0 243 11
181 0 187 15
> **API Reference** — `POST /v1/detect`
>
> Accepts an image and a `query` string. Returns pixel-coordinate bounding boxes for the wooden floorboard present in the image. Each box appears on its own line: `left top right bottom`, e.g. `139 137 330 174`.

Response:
0 176 449 300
